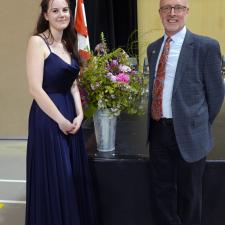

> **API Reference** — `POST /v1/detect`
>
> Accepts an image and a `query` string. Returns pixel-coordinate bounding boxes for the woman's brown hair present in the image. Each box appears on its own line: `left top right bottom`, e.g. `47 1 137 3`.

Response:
33 0 80 62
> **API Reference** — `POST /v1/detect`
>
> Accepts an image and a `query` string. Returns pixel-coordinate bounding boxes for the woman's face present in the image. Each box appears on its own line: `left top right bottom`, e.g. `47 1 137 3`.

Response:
44 0 70 32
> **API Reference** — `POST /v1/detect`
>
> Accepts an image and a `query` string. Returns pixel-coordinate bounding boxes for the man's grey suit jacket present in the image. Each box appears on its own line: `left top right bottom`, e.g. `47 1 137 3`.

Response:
147 29 224 162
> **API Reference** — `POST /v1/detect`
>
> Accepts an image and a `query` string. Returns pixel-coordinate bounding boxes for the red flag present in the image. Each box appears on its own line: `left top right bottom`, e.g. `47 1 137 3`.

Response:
74 0 91 60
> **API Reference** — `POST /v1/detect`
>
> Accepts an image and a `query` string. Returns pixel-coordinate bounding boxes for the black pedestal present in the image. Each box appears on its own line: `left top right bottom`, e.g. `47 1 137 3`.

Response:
89 157 225 225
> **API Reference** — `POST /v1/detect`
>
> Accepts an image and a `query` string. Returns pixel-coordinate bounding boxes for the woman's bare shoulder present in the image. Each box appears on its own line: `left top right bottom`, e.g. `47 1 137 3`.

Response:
27 34 49 58
28 35 46 46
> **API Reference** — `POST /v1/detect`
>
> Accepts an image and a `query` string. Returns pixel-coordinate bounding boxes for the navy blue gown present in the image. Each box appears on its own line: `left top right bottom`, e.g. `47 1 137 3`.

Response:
26 39 96 225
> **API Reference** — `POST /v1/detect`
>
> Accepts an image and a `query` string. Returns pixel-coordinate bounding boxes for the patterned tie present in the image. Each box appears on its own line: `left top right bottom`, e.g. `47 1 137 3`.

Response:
151 37 171 121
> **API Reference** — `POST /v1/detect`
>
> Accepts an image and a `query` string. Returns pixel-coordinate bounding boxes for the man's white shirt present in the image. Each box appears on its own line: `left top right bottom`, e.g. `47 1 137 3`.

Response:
155 26 186 118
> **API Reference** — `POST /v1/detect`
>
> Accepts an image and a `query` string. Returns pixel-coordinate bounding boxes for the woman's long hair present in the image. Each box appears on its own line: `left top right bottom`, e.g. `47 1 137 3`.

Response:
33 0 80 62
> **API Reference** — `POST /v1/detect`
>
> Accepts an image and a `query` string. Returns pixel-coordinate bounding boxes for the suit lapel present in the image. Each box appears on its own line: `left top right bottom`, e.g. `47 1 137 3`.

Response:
172 30 194 95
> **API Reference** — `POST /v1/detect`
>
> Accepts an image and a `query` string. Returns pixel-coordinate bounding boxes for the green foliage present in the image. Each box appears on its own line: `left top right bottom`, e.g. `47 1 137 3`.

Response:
79 33 148 118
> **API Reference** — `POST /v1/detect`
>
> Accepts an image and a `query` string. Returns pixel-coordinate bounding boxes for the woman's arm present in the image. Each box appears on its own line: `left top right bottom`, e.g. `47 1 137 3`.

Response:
26 36 75 135
70 79 84 134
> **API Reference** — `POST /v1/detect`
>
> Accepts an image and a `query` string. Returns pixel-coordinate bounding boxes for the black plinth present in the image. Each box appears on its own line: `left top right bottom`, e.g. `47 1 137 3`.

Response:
89 157 225 225
83 106 225 225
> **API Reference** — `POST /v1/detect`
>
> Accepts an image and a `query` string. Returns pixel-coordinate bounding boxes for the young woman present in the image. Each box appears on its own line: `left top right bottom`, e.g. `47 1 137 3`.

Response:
25 0 96 224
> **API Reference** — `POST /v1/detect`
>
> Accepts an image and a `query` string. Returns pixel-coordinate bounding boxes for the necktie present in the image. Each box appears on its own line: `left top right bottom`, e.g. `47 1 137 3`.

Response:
151 37 171 121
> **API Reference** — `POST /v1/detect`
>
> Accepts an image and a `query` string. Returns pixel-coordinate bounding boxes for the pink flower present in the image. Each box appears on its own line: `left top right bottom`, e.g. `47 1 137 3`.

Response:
116 73 130 83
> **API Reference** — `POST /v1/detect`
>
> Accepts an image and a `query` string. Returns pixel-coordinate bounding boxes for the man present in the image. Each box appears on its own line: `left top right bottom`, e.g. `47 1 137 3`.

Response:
147 0 224 225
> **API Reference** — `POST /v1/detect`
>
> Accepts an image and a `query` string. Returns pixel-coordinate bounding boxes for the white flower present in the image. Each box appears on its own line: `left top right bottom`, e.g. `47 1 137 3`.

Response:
91 84 95 90
119 64 131 73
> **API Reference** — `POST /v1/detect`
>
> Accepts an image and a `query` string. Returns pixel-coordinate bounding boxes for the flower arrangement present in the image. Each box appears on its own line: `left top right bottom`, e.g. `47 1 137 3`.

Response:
79 33 148 117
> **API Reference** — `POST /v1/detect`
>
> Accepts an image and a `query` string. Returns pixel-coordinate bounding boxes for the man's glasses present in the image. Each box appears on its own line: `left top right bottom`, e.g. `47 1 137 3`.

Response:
159 5 188 14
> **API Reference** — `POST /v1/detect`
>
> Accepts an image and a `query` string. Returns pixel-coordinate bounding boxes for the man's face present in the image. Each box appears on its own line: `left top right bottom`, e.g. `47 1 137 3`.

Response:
159 0 189 36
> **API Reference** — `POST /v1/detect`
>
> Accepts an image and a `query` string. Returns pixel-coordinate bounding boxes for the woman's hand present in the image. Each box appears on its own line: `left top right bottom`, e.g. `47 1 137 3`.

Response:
58 118 76 135
69 115 83 134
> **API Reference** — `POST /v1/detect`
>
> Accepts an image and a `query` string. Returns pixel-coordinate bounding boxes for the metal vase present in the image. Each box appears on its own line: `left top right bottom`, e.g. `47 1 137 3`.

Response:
93 109 117 152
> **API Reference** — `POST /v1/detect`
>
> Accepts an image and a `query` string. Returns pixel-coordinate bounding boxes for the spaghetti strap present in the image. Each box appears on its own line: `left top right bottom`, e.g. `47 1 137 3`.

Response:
37 34 51 53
